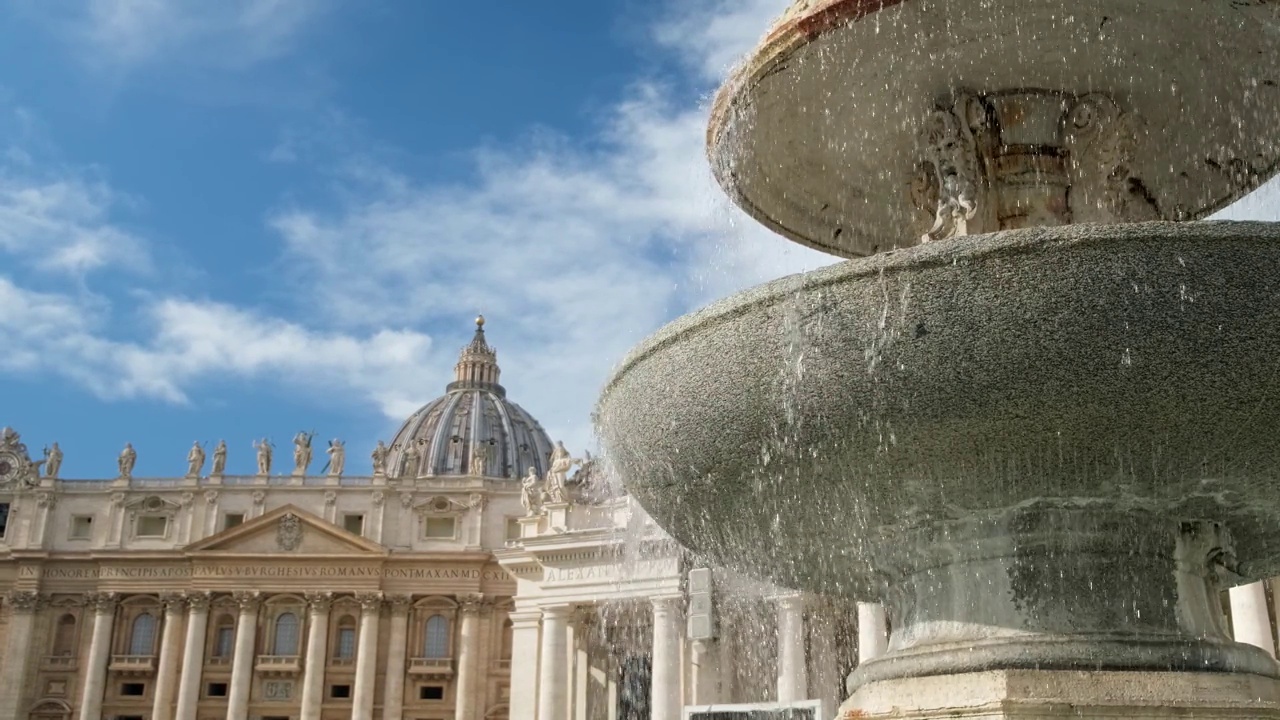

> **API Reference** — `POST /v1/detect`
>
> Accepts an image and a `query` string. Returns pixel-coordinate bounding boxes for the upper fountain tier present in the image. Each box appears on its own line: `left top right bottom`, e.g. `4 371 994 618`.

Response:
709 0 1280 257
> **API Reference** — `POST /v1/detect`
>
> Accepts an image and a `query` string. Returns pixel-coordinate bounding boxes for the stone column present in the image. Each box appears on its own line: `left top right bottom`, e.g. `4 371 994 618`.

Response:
0 591 43 719
1230 581 1276 657
175 593 211 720
690 639 720 706
383 596 413 720
650 596 683 720
571 609 594 720
300 592 333 720
775 595 807 704
538 605 572 720
152 593 187 720
78 592 119 720
352 592 383 720
226 591 261 720
856 602 888 664
456 594 485 720
509 610 542 719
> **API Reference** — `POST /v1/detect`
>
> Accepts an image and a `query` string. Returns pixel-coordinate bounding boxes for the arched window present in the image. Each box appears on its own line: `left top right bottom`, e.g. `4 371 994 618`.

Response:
51 614 77 656
273 612 299 655
336 616 357 659
424 614 449 658
129 613 157 656
214 615 236 658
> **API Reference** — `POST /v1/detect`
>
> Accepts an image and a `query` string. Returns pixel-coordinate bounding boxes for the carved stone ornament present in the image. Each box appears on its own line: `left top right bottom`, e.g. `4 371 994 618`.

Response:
323 490 337 506
458 592 485 614
186 592 213 612
305 591 334 612
277 513 303 552
387 594 413 613
0 427 40 489
232 591 261 611
399 491 414 509
36 491 55 509
913 93 991 243
160 593 186 614
88 591 120 614
5 590 43 613
1063 94 1160 224
355 591 383 612
110 492 126 507
251 490 266 506
371 491 385 508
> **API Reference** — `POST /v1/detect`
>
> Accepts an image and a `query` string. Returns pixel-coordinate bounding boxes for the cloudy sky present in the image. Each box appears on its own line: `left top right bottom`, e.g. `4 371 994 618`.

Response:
0 0 1275 479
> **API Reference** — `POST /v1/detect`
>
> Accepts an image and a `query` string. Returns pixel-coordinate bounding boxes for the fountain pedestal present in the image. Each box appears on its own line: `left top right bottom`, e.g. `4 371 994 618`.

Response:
844 670 1280 719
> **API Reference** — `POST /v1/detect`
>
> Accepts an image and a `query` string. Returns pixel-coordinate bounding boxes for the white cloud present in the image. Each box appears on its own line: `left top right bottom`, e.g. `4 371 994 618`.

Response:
653 0 788 81
27 0 328 72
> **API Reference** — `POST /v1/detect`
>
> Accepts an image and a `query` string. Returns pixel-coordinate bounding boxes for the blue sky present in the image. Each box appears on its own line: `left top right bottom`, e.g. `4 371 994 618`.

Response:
0 0 1276 480
0 0 840 479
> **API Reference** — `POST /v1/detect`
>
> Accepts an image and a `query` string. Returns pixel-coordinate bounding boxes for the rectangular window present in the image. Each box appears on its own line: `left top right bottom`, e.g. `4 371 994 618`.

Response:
420 685 445 701
330 684 352 699
423 517 456 539
70 515 94 540
336 627 357 659
206 682 228 698
0 502 10 538
120 682 145 696
505 517 521 540
223 513 244 530
342 514 365 535
214 626 235 657
136 515 168 538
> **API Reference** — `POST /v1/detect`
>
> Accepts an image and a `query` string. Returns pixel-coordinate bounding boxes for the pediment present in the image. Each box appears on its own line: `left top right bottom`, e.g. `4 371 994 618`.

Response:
185 505 387 556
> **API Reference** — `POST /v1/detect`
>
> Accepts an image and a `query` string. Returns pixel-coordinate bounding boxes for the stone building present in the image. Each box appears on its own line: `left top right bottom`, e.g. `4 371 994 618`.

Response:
0 319 551 720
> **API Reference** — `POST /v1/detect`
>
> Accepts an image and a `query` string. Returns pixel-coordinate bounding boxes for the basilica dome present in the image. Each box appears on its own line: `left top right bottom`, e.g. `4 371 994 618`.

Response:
385 317 554 480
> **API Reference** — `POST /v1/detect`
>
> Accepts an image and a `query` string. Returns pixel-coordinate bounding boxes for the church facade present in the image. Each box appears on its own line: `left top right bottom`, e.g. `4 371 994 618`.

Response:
0 320 546 720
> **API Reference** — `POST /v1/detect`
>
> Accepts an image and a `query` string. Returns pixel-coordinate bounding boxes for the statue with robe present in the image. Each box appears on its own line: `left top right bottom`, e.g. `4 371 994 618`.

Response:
371 441 389 476
254 439 273 476
327 439 345 476
186 441 206 477
521 466 542 516
292 432 314 476
211 440 227 476
118 443 137 479
543 440 580 504
43 443 62 479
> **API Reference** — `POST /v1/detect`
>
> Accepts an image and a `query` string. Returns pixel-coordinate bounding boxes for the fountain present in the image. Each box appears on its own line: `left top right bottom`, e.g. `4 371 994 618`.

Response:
596 0 1280 716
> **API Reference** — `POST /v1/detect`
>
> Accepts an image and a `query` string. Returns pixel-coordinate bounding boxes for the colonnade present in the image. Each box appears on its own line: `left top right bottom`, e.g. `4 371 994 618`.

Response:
0 589 506 720
511 595 893 720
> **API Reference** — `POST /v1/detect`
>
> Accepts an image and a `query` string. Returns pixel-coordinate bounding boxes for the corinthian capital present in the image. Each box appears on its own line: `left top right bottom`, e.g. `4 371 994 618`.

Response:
232 591 261 612
5 590 43 613
86 591 119 614
305 591 334 613
355 591 383 612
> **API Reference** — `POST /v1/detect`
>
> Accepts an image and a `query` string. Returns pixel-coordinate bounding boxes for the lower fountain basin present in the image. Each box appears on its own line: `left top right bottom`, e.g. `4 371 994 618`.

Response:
599 220 1280 596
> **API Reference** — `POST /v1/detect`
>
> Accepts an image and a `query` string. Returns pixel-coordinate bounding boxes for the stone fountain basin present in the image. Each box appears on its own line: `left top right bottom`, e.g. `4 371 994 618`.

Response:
709 0 1280 257
598 221 1280 599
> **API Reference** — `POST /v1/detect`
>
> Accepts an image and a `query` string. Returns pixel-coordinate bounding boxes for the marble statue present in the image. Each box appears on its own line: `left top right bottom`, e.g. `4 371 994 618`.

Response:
292 432 314 476
544 440 580 504
401 441 420 479
470 442 489 477
327 439 345 477
254 439 273 476
371 441 389 476
43 443 62 479
211 440 227 476
118 443 136 479
521 466 542 516
186 441 206 477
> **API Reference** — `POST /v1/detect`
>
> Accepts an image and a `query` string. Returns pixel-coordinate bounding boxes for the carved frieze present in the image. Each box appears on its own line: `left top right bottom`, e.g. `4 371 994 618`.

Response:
5 590 44 613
